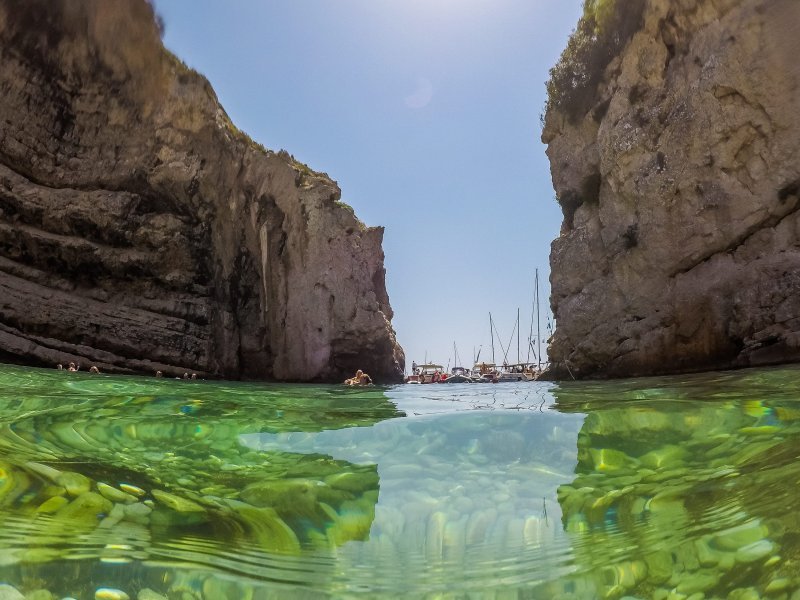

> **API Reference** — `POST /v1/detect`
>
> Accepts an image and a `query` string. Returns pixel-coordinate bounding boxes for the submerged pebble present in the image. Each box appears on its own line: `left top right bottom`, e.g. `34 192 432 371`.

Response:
151 489 204 513
136 590 167 600
55 472 91 497
95 589 130 600
735 540 774 564
119 484 145 497
0 585 23 600
97 482 137 504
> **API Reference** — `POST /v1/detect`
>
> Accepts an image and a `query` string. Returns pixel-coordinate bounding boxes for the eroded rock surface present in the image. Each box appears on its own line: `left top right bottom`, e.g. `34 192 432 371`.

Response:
543 0 800 379
0 0 404 381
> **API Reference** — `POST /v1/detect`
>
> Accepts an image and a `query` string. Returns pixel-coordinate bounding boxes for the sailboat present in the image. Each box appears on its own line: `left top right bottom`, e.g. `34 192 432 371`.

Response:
445 342 473 383
493 270 546 382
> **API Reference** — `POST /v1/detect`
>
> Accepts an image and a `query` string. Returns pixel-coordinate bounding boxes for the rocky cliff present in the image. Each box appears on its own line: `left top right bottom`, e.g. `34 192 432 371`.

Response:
0 0 404 382
542 0 800 379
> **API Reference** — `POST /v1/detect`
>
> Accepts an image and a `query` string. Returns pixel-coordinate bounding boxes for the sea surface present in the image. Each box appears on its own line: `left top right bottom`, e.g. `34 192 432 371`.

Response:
0 364 798 599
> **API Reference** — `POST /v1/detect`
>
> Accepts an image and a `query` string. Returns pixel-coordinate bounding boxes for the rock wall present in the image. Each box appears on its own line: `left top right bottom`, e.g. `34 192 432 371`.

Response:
542 0 800 379
0 0 404 382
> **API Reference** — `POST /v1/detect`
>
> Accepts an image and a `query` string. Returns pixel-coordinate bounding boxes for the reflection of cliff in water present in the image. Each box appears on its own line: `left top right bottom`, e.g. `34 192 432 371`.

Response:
546 368 800 599
0 365 399 592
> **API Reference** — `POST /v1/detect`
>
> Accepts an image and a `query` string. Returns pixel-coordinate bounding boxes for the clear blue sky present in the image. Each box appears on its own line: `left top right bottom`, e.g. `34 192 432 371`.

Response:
153 1 582 372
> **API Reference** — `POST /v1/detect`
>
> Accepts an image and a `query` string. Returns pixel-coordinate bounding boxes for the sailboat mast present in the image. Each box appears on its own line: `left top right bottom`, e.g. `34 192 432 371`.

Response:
536 268 542 370
528 277 535 363
517 307 520 364
489 313 495 365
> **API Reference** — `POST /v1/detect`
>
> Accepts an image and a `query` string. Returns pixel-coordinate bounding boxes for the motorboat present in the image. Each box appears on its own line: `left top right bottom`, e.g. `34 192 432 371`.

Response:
471 362 498 383
445 366 473 383
408 364 445 384
497 363 537 382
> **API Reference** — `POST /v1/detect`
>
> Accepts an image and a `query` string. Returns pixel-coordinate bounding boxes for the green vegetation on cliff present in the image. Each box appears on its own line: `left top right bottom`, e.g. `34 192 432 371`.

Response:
546 0 646 123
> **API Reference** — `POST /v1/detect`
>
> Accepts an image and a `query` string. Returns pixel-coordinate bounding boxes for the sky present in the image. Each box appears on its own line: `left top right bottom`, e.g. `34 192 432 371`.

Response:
153 0 583 373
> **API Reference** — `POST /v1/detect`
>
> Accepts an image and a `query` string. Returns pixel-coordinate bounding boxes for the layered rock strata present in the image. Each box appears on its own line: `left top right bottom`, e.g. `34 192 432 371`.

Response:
0 0 404 381
542 0 800 379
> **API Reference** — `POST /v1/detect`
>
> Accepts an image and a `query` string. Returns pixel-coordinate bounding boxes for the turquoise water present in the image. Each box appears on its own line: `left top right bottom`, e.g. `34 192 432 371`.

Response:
0 364 798 599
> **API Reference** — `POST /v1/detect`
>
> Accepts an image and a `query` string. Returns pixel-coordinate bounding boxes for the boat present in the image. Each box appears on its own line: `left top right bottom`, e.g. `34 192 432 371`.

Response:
496 363 535 382
445 366 473 383
471 362 498 383
407 364 445 384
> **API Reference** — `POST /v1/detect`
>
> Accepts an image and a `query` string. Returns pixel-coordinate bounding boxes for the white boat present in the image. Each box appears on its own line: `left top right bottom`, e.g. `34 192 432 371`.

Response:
445 366 473 383
496 363 536 382
471 362 498 383
407 364 445 384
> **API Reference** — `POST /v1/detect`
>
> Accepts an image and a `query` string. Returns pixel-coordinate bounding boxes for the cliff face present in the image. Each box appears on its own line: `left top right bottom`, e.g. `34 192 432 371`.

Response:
543 0 800 379
0 0 404 382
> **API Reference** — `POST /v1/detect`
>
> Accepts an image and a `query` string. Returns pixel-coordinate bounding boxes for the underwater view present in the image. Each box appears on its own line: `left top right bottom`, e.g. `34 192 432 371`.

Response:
0 364 798 599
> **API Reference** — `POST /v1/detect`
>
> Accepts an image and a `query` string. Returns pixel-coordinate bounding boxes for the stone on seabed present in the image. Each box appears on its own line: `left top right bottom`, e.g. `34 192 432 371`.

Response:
137 590 167 600
0 585 23 600
97 482 137 504
95 589 130 600
151 489 205 513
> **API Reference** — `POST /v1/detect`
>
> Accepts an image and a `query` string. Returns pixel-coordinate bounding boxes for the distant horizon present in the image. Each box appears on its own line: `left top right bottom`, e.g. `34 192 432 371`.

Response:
154 0 582 372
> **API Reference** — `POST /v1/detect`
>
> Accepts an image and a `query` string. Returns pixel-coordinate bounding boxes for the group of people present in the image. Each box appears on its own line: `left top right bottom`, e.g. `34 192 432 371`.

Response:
56 362 100 374
57 363 199 380
58 361 362 384
155 371 198 380
344 369 373 386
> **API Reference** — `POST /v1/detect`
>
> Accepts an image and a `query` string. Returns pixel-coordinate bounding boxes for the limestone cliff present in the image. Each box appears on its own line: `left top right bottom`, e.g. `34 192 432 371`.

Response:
0 0 405 382
543 0 800 379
